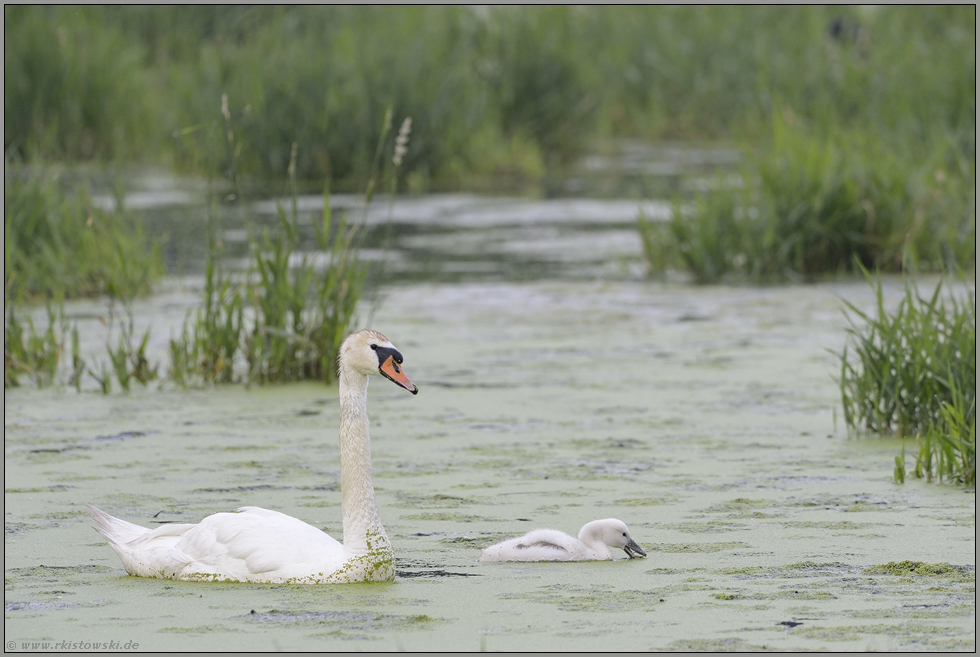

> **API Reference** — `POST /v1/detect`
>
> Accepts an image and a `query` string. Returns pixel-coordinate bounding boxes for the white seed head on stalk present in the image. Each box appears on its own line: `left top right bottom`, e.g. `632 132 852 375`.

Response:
393 117 412 167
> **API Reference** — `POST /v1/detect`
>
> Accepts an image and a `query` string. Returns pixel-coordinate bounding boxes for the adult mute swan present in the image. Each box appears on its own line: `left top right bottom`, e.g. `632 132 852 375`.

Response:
87 329 418 584
480 518 646 562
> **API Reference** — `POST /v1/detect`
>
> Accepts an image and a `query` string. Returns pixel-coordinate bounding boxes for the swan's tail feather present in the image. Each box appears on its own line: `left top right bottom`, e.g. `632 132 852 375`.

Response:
86 504 150 545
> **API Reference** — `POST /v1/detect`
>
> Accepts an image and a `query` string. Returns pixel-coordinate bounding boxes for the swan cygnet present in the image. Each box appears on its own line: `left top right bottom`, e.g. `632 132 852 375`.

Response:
480 518 647 562
87 329 418 584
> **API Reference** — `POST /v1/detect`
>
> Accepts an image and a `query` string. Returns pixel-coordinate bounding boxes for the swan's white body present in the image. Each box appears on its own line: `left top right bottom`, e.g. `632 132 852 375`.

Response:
480 518 646 562
87 329 418 584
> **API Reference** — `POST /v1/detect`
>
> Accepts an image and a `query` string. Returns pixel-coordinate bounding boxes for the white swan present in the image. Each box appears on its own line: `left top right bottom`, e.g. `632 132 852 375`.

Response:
479 518 646 562
87 329 418 584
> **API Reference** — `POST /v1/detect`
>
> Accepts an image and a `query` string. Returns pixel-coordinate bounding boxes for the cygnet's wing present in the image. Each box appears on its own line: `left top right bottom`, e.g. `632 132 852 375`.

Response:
481 529 582 562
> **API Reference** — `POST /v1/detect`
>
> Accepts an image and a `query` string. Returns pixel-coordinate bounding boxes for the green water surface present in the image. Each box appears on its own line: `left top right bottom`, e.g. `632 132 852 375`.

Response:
5 279 975 651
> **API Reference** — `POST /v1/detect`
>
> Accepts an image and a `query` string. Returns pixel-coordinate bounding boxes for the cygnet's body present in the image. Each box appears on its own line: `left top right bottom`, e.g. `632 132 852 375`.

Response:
480 518 646 562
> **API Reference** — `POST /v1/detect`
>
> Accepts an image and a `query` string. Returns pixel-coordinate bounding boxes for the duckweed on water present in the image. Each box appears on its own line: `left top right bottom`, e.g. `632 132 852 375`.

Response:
660 638 771 652
404 512 496 523
864 561 962 577
501 584 662 613
703 498 775 513
665 521 749 534
613 497 675 507
781 561 850 572
781 520 864 531
712 592 741 600
650 542 752 554
392 493 477 509
790 622 972 650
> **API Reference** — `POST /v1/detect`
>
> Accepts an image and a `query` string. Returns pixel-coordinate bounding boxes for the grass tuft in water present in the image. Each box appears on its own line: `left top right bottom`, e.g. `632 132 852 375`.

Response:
909 378 976 485
4 164 165 302
102 308 159 393
4 306 64 388
4 300 162 393
839 268 976 484
168 199 246 386
639 116 975 283
168 108 400 386
242 181 364 384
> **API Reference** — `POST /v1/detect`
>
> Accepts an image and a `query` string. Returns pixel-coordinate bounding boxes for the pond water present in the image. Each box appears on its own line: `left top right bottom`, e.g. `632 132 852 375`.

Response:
5 165 976 651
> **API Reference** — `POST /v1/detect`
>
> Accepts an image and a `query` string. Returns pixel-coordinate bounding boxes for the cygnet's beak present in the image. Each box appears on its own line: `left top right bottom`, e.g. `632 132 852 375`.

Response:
380 355 418 394
623 538 647 559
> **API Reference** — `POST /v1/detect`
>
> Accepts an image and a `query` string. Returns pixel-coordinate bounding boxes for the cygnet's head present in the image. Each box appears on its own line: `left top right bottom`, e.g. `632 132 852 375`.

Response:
339 329 418 394
582 518 647 559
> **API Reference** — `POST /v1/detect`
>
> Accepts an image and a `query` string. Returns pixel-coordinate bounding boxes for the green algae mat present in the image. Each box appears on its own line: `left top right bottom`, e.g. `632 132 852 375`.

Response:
5 279 975 651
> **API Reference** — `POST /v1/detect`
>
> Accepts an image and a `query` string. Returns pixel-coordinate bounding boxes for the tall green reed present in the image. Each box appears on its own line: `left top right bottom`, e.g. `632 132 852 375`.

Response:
168 193 246 386
639 115 975 283
898 378 976 485
168 98 398 387
4 165 165 302
4 300 162 394
4 306 63 388
103 309 158 393
167 181 365 387
242 145 365 384
839 268 975 484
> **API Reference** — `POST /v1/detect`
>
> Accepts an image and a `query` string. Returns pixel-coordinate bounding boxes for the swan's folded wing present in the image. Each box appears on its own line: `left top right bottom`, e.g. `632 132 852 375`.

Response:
175 507 343 577
101 522 199 578
128 523 199 543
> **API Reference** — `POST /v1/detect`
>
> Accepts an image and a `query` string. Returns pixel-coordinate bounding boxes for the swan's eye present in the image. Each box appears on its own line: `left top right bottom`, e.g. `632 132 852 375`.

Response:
622 532 627 537
370 344 378 350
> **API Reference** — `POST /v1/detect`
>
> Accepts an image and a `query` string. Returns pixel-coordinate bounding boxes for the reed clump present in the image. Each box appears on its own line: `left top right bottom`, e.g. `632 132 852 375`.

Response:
4 166 165 302
4 302 163 394
839 270 976 485
167 103 396 387
4 306 63 388
168 187 364 387
639 117 975 283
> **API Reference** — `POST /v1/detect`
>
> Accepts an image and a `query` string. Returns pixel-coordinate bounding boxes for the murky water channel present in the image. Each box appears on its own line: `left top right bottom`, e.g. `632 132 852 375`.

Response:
5 172 975 651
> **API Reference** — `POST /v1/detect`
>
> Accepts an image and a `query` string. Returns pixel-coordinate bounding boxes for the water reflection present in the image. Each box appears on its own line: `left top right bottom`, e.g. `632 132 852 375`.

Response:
125 192 668 285
93 142 739 286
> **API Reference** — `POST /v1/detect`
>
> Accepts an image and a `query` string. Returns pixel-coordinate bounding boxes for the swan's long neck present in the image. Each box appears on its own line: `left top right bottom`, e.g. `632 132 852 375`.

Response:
338 368 389 556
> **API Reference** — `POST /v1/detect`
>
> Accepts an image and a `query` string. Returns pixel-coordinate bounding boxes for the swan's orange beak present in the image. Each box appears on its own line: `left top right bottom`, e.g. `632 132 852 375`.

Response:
380 355 418 394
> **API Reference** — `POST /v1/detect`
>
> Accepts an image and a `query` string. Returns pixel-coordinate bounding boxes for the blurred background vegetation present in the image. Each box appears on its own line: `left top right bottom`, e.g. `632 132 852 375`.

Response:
4 6 975 479
5 5 975 190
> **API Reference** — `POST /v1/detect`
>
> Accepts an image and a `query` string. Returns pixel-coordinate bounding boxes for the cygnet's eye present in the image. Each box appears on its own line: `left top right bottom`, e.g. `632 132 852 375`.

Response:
622 532 627 537
370 344 378 350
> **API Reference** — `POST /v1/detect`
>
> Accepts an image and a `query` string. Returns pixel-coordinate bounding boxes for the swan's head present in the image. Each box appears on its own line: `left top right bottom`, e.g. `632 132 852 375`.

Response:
581 518 647 559
339 329 418 394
